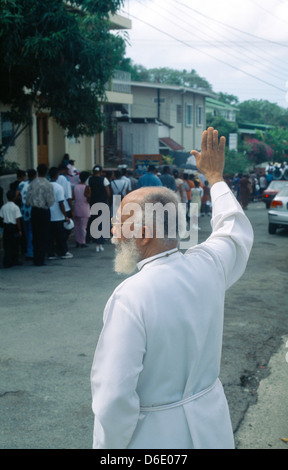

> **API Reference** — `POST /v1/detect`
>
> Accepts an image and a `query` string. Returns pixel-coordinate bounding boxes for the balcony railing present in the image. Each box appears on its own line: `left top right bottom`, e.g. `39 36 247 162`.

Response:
105 70 131 94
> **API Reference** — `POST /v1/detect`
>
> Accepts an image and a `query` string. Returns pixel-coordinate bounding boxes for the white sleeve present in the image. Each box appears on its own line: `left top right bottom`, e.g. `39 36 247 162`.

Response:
66 180 72 199
187 182 254 290
15 205 22 219
91 295 146 449
57 185 65 203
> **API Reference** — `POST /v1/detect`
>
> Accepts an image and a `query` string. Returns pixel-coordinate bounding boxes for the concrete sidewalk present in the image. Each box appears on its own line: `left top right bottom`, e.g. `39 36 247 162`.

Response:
235 336 288 449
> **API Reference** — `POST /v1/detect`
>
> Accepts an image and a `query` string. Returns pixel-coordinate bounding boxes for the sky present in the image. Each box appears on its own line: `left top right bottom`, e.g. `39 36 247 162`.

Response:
120 0 288 109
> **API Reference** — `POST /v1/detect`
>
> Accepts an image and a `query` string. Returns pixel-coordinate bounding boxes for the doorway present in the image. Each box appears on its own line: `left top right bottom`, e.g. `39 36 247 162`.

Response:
37 114 49 166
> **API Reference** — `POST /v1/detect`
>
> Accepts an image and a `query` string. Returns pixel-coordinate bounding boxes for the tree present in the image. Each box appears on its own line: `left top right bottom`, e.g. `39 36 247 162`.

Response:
261 127 288 163
118 61 213 90
224 150 249 175
237 99 288 126
206 114 238 143
217 92 239 106
0 0 125 161
245 138 274 166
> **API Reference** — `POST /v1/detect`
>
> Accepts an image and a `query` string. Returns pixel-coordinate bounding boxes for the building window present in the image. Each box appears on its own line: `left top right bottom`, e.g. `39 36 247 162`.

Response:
186 104 193 126
1 113 14 147
153 97 165 104
176 105 183 123
197 106 203 126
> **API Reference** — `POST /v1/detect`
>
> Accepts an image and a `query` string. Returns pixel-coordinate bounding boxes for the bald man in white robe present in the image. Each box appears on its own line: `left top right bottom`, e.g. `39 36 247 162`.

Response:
91 127 254 449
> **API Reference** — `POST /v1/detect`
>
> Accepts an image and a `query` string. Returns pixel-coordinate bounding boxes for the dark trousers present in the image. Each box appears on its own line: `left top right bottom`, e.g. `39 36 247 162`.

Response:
63 209 72 252
86 214 105 245
48 220 66 257
2 223 20 268
31 207 50 266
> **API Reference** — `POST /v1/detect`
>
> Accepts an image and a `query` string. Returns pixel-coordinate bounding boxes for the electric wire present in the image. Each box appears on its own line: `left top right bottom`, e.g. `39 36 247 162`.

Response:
122 6 287 94
135 0 288 82
168 0 288 74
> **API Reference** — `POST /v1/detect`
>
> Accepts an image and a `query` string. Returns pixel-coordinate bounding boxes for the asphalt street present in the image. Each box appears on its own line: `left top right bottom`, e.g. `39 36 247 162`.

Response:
0 198 287 449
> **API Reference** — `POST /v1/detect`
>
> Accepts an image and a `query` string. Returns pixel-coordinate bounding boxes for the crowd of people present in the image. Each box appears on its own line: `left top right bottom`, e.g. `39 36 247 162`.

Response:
223 170 271 210
0 156 273 269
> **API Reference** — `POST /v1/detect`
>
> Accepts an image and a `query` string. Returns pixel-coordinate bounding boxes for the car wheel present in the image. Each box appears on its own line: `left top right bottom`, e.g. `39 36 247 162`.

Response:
268 223 277 234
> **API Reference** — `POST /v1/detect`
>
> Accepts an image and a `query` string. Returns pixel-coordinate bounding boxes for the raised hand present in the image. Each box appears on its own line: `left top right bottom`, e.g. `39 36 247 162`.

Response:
191 127 225 187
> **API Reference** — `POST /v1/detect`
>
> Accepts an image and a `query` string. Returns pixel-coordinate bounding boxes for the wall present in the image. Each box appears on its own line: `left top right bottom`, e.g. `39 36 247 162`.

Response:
117 122 159 159
130 84 206 153
0 104 31 170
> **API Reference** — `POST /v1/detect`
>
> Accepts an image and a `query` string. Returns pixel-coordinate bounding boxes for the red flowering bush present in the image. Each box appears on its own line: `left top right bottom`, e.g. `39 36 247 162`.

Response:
246 139 274 165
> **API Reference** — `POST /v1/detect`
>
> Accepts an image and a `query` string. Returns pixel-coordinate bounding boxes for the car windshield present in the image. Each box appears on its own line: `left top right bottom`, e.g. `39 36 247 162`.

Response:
268 181 288 190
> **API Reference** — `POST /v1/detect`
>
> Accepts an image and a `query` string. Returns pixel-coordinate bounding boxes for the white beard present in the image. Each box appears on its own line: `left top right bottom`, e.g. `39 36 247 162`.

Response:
111 237 141 275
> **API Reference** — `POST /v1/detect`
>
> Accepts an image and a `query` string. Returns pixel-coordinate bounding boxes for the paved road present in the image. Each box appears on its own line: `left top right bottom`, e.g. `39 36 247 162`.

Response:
0 199 287 449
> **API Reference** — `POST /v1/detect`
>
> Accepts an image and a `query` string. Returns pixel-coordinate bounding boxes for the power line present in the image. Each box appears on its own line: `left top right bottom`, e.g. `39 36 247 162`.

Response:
250 0 288 26
152 0 288 81
123 9 287 94
127 0 288 80
167 0 288 74
174 0 288 48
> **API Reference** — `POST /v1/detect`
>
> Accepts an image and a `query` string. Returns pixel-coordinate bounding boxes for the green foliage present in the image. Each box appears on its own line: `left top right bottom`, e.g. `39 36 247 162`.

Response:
262 127 288 163
0 0 126 137
206 114 238 142
237 99 288 127
118 60 212 90
217 92 239 106
0 157 19 175
161 154 174 166
245 139 274 166
224 150 249 174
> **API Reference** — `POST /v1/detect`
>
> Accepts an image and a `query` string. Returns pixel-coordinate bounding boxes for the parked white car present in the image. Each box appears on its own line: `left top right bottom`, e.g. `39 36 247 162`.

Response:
268 187 288 234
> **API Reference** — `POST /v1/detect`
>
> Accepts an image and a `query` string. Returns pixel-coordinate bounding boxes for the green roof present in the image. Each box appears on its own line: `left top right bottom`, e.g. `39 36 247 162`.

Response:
237 121 274 130
206 97 239 110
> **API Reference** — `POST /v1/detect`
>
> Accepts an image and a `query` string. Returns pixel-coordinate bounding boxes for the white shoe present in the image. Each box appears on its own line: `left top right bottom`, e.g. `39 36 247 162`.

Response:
61 252 73 259
100 245 104 252
96 246 100 253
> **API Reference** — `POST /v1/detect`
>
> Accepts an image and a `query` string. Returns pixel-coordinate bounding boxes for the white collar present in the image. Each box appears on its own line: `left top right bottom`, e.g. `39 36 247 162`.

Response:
137 248 180 271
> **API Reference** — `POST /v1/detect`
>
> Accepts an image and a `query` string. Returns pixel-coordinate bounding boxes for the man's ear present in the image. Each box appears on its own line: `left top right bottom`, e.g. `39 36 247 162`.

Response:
138 224 153 246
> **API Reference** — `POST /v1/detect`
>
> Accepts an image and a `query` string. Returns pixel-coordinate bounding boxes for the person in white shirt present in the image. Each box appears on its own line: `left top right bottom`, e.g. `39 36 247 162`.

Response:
119 166 132 193
48 167 71 260
0 190 22 268
110 170 129 215
91 127 254 449
57 164 74 257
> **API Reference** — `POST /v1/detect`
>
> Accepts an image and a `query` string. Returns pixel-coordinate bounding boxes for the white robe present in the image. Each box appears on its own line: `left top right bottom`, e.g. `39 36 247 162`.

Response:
91 182 254 449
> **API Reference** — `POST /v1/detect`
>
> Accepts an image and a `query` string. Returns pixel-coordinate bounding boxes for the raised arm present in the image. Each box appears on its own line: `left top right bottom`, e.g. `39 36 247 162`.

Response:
190 127 254 289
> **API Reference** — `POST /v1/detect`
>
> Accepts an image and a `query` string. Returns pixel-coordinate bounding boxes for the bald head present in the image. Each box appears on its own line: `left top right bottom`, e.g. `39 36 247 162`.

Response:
122 186 179 207
112 186 186 271
118 186 185 251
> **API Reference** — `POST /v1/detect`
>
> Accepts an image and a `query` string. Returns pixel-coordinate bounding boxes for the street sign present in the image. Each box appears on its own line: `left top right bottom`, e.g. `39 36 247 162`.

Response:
133 154 162 176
